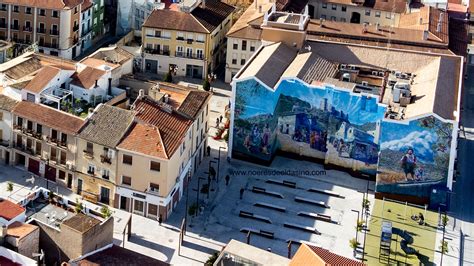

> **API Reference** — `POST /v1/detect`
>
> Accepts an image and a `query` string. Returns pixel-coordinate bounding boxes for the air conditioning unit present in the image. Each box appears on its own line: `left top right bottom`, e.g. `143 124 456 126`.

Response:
361 81 369 86
340 64 347 69
372 71 378 75
379 71 384 77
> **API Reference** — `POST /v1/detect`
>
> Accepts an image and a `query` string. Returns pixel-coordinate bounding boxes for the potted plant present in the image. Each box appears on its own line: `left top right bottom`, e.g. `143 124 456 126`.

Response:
75 199 84 213
6 181 13 195
349 238 359 257
202 79 211 91
100 205 113 219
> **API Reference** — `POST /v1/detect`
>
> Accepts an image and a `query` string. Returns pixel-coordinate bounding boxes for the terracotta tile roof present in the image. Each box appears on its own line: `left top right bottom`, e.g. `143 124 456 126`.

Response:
80 58 119 70
191 0 235 32
13 101 85 135
178 90 211 119
82 0 93 11
73 245 169 266
306 245 365 266
0 198 25 222
0 0 83 10
71 67 106 89
7 222 38 239
78 104 135 147
143 9 208 33
227 25 262 40
307 19 448 48
118 122 168 159
133 98 193 158
62 213 100 234
322 0 407 13
0 94 18 111
89 46 134 66
24 66 61 94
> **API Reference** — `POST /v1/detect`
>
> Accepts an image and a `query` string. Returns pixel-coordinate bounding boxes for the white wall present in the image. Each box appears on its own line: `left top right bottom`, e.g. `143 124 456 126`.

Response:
0 247 36 266
0 211 26 227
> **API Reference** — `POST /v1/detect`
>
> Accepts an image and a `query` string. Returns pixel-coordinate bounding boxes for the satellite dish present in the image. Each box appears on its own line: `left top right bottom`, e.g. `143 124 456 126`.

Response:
26 175 35 185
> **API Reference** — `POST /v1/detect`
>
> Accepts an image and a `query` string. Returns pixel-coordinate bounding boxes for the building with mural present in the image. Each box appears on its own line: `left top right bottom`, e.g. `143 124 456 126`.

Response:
229 19 462 205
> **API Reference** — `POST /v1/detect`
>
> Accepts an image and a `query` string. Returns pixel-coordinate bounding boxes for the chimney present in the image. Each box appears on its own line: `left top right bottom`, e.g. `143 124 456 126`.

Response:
423 30 429 41
95 79 98 87
0 224 7 245
320 18 324 27
259 5 262 13
138 89 145 99
107 77 112 96
436 22 441 32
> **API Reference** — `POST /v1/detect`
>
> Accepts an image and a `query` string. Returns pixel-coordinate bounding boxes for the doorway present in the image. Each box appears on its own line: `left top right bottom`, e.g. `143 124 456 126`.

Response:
77 179 83 195
100 187 110 205
67 174 72 189
308 5 315 19
350 12 361 24
5 151 9 165
120 196 127 211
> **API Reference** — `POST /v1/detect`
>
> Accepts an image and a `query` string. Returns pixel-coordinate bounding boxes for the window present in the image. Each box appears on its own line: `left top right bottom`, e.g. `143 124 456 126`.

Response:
186 47 192 58
331 16 336 21
150 161 160 171
250 42 256 52
322 3 327 8
0 4 6 11
386 12 393 19
365 10 371 16
87 164 95 174
17 117 23 126
180 141 186 155
39 9 46 16
241 55 246 65
341 6 346 12
331 4 336 10
123 154 133 165
0 112 3 121
25 7 32 14
233 40 238 50
36 124 42 134
74 6 78 14
196 49 203 59
161 30 171 39
58 170 66 180
242 40 247 51
196 34 205 43
102 169 109 179
52 10 59 18
13 5 19 12
232 53 237 64
122 175 132 186
27 121 33 130
375 11 381 17
86 142 93 153
149 183 159 193
176 31 184 41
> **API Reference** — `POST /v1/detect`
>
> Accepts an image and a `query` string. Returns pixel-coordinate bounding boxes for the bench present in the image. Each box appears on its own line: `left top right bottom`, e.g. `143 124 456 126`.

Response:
266 179 297 188
307 188 344 198
284 222 321 235
240 228 275 239
294 196 329 208
239 210 272 224
297 211 333 223
254 202 286 212
251 186 284 199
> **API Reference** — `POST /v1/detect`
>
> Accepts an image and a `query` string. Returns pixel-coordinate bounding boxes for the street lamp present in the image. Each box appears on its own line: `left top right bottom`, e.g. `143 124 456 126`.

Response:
207 160 217 199
351 209 360 244
362 186 375 261
196 177 205 215
213 146 226 183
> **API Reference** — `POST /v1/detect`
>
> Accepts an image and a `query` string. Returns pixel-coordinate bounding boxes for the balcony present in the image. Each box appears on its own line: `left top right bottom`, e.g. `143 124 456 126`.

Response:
81 27 92 38
102 175 109 180
144 48 170 56
32 132 42 140
37 28 46 34
83 150 94 159
186 39 193 44
50 29 59 35
10 24 19 31
73 25 79 32
23 26 33 32
13 142 26 152
13 124 23 131
100 154 111 164
175 51 204 60
39 42 59 49
0 140 9 147
0 23 7 29
59 158 66 165
148 187 159 195
87 169 95 176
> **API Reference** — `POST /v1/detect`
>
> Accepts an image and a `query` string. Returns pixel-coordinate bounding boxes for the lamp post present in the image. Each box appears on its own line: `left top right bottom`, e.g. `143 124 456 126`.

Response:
351 209 360 244
207 160 217 199
196 177 205 215
362 186 374 261
214 147 225 183
184 170 191 230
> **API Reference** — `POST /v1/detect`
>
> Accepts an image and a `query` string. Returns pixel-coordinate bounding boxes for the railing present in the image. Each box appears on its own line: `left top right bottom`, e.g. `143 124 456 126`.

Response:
13 124 23 131
0 140 9 147
10 24 19 30
100 155 111 164
37 28 46 34
50 29 59 35
81 27 92 37
13 142 26 151
87 169 95 175
0 23 7 28
83 150 94 159
144 48 170 56
102 175 109 180
23 26 33 32
175 51 204 60
32 132 42 140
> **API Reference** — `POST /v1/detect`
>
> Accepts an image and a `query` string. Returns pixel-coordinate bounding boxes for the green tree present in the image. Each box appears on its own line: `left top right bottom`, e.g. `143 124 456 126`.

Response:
164 71 173 82
202 79 211 91
356 220 364 232
6 182 13 194
101 205 113 218
205 252 219 265
439 240 448 254
442 214 449 227
75 199 84 213
349 238 359 249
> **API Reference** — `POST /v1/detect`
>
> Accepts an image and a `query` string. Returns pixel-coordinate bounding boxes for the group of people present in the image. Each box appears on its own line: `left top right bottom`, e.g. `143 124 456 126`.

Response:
242 123 272 155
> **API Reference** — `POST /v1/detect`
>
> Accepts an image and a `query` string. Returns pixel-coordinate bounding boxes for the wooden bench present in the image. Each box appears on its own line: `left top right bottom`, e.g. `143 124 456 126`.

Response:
266 179 297 188
284 222 321 235
251 186 284 198
297 211 333 223
308 188 344 198
240 228 275 239
254 202 286 212
239 210 272 224
294 196 329 208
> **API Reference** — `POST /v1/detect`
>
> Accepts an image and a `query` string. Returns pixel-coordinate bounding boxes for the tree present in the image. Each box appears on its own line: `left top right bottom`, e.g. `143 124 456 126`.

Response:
439 240 448 254
205 252 219 265
6 182 13 194
164 71 173 82
48 191 56 203
203 78 211 91
349 238 359 249
75 199 84 213
356 220 364 232
362 198 370 213
101 205 113 218
442 213 449 227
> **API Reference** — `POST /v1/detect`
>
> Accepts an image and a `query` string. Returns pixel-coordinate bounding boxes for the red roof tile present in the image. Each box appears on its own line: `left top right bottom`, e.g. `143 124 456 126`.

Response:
7 222 38 238
13 101 85 135
307 245 365 266
118 123 168 159
0 199 25 222
24 66 60 94
0 0 82 9
132 98 193 158
71 67 106 89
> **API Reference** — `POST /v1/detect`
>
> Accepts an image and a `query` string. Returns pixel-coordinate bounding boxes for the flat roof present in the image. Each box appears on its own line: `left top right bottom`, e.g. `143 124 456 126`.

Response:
217 239 291 265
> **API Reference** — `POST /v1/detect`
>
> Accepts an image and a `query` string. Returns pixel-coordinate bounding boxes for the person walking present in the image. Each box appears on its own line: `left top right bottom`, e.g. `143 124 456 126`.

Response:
216 118 220 128
219 115 223 123
206 145 211 156
158 215 163 226
240 188 244 199
225 175 230 186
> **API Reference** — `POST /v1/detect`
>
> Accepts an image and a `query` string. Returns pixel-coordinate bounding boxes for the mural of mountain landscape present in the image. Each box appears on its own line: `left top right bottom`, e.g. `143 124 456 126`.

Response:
233 78 386 174
376 116 453 197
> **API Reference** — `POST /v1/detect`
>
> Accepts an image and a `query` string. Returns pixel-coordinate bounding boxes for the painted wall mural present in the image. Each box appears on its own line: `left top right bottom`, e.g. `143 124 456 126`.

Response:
376 116 453 198
232 78 386 174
